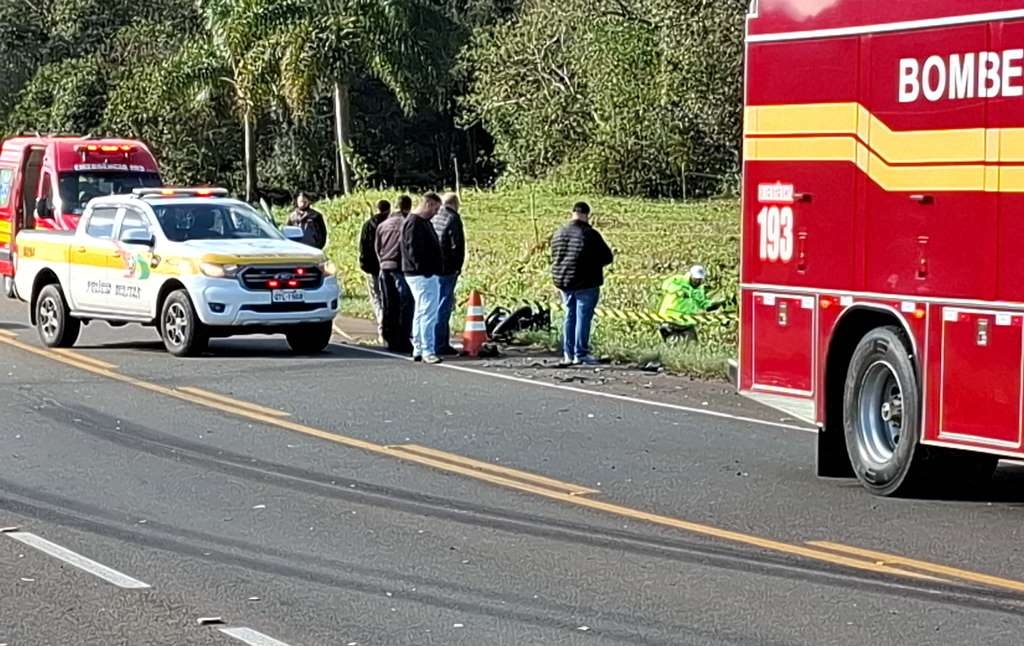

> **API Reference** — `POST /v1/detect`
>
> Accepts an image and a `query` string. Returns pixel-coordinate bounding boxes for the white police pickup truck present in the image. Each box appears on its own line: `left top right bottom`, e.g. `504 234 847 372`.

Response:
14 188 341 356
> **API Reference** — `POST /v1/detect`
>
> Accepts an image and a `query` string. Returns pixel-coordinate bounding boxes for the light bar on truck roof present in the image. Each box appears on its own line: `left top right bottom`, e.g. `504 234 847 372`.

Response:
132 188 230 199
76 144 135 154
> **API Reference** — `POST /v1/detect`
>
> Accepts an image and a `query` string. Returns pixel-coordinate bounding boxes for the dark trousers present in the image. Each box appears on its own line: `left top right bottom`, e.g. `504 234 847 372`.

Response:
379 270 413 353
435 274 458 351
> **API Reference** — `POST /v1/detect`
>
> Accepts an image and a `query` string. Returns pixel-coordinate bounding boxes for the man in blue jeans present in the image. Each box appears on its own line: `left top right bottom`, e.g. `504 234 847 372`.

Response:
550 202 614 367
432 193 466 356
400 193 444 363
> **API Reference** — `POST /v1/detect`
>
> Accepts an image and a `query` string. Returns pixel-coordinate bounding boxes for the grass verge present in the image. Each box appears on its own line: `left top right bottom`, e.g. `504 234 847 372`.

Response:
316 185 739 379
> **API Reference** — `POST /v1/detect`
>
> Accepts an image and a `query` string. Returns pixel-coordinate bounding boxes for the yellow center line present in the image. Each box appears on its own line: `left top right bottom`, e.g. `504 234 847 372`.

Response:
0 329 18 338
808 541 1024 593
0 334 1013 590
176 386 290 418
388 444 598 496
51 349 118 371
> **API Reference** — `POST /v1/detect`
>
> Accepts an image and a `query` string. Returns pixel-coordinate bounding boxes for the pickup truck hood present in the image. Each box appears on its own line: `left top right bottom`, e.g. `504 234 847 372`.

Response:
179 239 326 265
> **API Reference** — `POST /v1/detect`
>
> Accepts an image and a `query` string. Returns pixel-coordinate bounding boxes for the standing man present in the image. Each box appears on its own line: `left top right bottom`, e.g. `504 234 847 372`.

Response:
359 199 390 340
550 202 614 367
286 192 328 249
376 196 414 353
432 192 466 356
401 193 444 364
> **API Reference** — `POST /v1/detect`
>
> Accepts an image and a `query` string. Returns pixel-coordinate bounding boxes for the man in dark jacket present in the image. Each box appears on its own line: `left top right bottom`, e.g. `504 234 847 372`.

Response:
432 192 466 356
376 195 414 353
550 201 614 366
401 193 444 363
359 200 390 340
286 192 328 249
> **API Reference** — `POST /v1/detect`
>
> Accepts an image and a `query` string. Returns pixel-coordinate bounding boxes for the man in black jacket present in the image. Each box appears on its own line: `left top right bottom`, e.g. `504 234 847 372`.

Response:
401 193 444 363
550 202 614 366
376 195 414 353
432 192 466 356
359 200 390 340
286 192 328 249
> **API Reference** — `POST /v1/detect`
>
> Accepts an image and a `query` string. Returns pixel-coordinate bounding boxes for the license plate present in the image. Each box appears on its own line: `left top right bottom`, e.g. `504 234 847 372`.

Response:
272 290 304 303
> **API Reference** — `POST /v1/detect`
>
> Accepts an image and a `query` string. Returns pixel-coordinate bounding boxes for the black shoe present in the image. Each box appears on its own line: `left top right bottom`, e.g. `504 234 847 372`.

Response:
413 355 423 363
438 346 460 357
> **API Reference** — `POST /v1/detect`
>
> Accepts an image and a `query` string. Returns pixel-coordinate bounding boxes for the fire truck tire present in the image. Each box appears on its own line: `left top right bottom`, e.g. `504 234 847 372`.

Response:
160 290 208 357
36 284 80 348
843 326 929 496
285 321 333 354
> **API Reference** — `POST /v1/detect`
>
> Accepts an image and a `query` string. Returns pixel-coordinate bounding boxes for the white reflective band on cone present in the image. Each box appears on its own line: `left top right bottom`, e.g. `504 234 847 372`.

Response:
465 321 487 332
467 306 485 316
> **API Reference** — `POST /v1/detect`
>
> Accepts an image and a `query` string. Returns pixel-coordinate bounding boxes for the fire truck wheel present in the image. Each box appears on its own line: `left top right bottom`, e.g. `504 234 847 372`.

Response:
160 290 208 357
285 321 333 354
36 284 80 348
843 326 927 497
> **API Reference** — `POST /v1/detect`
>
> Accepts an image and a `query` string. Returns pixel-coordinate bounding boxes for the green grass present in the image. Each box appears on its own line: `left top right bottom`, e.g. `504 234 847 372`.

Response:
315 186 740 379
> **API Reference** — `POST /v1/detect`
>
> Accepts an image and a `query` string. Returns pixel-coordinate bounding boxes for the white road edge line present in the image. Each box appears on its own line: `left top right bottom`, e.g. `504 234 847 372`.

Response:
336 341 815 434
219 627 293 646
5 532 150 589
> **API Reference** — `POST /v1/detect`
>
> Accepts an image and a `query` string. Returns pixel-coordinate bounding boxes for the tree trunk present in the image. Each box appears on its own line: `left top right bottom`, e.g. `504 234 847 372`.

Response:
333 81 352 196
243 109 257 202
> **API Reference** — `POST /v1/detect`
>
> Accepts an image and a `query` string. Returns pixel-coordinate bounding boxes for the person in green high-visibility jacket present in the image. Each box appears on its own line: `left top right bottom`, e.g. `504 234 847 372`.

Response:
658 265 717 342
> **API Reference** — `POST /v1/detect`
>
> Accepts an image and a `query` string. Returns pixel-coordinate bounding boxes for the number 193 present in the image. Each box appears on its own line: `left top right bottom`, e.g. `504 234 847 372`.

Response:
757 205 794 263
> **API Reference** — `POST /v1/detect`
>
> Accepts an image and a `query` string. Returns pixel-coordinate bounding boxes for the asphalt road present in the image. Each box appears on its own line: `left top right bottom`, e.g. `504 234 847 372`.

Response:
1 297 1024 645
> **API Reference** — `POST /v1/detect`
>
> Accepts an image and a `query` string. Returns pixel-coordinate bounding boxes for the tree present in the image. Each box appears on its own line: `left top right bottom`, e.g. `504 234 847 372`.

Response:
275 0 460 195
462 0 746 197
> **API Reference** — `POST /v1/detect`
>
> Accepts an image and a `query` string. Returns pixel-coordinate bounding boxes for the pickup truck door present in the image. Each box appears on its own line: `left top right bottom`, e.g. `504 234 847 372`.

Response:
111 206 158 316
68 206 120 312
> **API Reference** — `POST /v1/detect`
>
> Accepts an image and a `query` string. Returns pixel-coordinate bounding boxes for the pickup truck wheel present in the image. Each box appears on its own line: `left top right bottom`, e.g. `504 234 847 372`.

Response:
286 321 333 354
36 284 80 348
160 290 207 357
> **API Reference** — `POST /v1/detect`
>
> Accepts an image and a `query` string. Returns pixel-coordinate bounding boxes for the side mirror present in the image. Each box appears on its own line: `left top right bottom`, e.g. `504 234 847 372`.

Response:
35 200 53 220
121 228 155 247
282 225 304 241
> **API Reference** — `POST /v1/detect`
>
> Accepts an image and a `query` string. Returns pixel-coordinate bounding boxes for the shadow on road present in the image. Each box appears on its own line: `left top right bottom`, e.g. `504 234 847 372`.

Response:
903 463 1024 505
0 320 31 332
72 339 389 361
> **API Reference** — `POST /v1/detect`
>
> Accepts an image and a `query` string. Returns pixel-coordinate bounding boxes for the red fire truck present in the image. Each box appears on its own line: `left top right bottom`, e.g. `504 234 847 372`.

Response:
740 1 1024 495
0 137 162 296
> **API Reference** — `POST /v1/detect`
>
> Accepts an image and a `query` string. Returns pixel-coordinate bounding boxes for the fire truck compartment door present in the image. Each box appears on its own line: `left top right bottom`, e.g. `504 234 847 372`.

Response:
938 308 1023 449
751 293 815 395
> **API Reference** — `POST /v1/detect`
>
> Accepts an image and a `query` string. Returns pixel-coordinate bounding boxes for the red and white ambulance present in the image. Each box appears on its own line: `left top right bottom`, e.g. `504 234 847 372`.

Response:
740 1 1024 495
0 137 162 295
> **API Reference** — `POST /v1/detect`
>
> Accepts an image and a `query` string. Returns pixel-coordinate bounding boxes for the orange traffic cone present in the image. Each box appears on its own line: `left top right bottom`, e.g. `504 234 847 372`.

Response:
462 290 487 358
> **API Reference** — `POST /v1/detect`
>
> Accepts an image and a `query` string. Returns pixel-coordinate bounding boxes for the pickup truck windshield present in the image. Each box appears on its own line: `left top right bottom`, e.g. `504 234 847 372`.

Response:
59 172 161 216
154 203 283 242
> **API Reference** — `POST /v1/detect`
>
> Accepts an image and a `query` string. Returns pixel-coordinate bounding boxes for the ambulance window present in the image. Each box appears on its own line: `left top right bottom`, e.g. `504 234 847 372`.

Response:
85 208 117 239
117 208 151 240
0 168 13 208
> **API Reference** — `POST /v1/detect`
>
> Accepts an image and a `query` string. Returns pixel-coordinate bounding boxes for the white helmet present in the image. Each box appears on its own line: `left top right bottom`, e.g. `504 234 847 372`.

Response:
689 265 707 281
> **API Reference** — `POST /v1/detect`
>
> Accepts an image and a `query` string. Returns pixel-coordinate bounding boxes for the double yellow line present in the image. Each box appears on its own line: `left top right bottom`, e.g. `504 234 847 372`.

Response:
3 333 1024 594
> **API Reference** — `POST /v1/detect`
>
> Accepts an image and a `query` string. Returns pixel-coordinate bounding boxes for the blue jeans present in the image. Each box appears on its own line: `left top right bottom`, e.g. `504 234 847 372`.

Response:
406 275 440 357
435 274 458 350
561 287 600 360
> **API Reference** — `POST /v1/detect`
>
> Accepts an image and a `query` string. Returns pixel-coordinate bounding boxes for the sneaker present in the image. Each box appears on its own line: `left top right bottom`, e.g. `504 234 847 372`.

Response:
557 355 574 368
575 355 601 366
413 355 423 363
424 354 443 365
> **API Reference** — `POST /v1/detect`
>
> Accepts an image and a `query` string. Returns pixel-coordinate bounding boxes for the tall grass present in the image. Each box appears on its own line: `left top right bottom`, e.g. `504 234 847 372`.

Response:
316 186 740 379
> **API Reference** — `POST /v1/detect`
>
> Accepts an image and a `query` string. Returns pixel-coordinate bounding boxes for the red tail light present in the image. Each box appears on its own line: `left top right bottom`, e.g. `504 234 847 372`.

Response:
268 280 280 289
